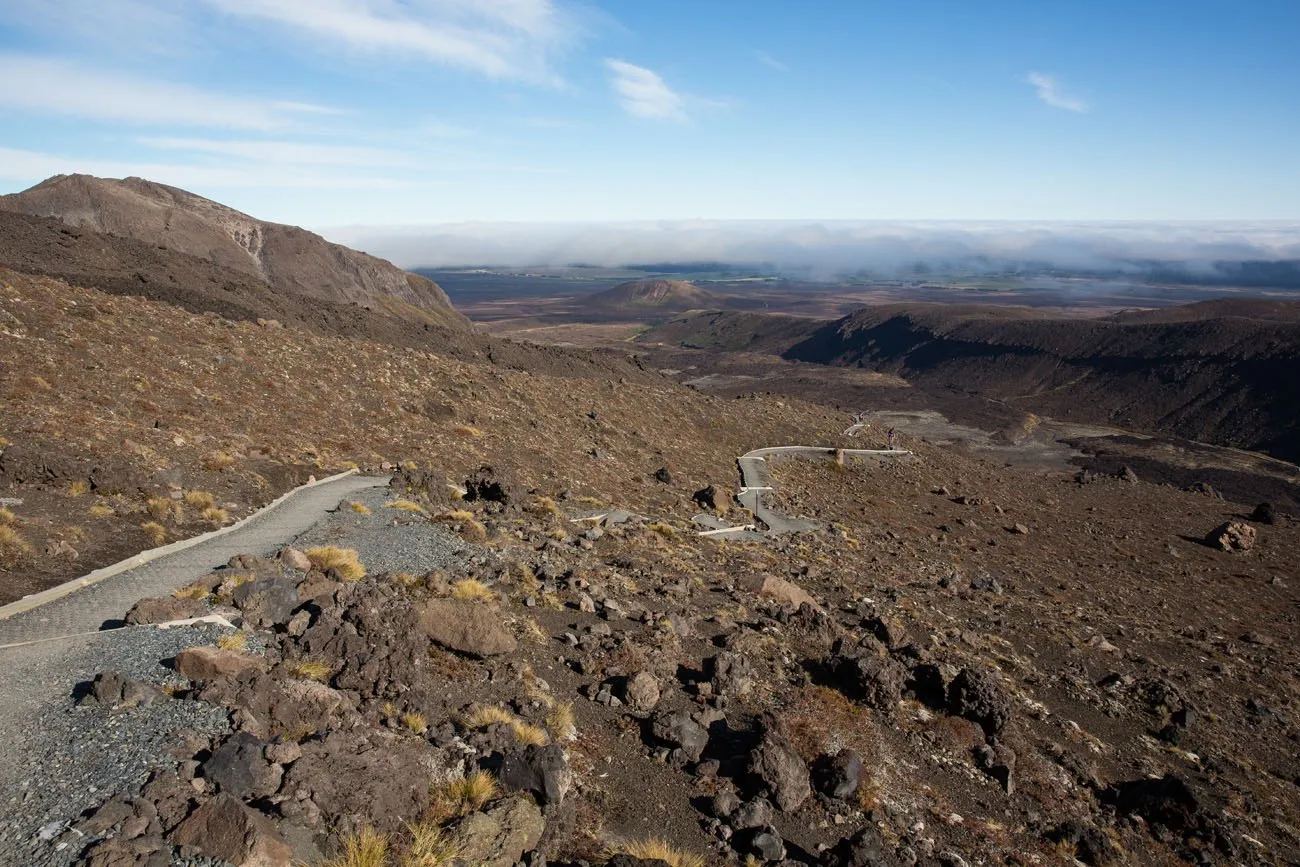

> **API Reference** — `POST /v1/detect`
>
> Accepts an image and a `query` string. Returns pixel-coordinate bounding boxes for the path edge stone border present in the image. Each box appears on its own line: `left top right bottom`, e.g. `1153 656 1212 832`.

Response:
0 468 365 622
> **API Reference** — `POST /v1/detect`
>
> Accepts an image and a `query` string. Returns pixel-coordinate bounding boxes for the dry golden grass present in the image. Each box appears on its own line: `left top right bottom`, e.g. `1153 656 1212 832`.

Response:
401 821 459 867
201 451 236 471
0 524 33 558
322 827 389 867
387 499 429 515
546 701 576 741
173 580 212 600
439 510 487 542
66 479 89 497
431 770 497 820
613 839 705 867
452 425 482 437
531 496 562 517
647 521 678 540
401 711 428 735
0 506 13 524
450 578 494 602
145 496 177 521
183 490 216 509
510 720 549 747
442 508 475 522
87 503 114 518
461 705 514 729
202 506 230 525
349 500 372 515
392 571 420 588
140 521 167 546
305 546 366 580
216 631 248 652
286 658 332 682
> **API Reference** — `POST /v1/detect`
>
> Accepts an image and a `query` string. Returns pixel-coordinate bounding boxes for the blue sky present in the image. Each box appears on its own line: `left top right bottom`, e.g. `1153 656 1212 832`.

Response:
1 0 1299 230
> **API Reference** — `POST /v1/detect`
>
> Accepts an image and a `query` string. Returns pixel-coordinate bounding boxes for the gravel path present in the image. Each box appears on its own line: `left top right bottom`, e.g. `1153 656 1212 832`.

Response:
0 625 232 867
0 473 390 867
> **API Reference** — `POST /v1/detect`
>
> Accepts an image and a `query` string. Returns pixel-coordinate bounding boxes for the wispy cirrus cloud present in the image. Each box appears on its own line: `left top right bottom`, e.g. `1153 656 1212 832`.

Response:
201 0 580 85
0 54 332 129
0 146 409 189
604 59 686 121
1027 71 1089 113
754 50 788 72
137 137 417 167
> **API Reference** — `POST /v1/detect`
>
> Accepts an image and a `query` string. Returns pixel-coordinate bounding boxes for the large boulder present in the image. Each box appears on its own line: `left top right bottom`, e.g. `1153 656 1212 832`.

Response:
446 794 543 867
748 730 811 812
124 595 205 625
419 599 517 657
171 794 293 867
651 710 709 763
173 646 265 681
495 744 572 806
201 732 282 800
232 578 299 629
1206 521 1256 551
948 667 1013 738
749 574 820 612
80 670 167 710
824 642 906 717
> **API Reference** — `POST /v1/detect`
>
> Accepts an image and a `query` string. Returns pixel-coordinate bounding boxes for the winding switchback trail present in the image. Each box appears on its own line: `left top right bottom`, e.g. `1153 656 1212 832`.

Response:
699 446 913 538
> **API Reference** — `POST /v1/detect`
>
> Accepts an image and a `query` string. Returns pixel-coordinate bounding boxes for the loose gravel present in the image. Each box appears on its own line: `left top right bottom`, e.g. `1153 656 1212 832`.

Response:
289 486 498 576
0 624 232 867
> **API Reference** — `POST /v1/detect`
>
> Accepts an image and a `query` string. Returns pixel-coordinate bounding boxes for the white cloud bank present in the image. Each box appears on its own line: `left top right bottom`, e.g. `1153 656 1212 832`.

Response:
1027 71 1089 113
605 59 686 121
328 220 1300 276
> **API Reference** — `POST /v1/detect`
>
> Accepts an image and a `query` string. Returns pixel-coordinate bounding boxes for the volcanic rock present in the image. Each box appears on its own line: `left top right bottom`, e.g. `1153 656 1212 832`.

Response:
419 599 517 657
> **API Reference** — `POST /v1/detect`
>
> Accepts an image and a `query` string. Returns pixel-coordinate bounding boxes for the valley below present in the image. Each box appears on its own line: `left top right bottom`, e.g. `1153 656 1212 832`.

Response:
0 177 1298 867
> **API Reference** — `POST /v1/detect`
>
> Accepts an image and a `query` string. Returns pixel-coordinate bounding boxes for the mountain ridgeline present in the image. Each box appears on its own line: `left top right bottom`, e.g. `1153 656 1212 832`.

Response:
646 301 1300 462
0 174 467 330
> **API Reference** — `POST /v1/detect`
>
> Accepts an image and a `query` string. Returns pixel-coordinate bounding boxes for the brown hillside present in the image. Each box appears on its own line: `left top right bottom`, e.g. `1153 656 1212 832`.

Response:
0 174 467 329
591 278 720 309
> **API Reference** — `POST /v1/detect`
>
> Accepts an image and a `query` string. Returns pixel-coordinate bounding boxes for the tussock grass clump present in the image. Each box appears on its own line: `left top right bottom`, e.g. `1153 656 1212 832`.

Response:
183 490 216 509
510 720 550 747
286 658 332 682
202 451 236 471
216 631 248 652
202 506 230 525
387 499 429 515
452 425 482 438
461 705 514 730
546 701 576 741
349 501 372 515
66 480 89 497
431 770 497 820
140 521 168 546
450 578 494 602
613 839 705 867
87 503 115 518
401 711 429 735
439 510 487 542
0 524 33 559
0 507 14 524
402 821 460 867
146 499 176 519
322 826 388 867
305 546 366 580
647 522 678 540
531 496 562 517
173 580 212 601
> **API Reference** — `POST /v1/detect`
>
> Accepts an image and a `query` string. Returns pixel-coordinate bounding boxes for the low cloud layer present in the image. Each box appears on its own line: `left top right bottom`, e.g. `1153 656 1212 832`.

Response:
328 220 1300 278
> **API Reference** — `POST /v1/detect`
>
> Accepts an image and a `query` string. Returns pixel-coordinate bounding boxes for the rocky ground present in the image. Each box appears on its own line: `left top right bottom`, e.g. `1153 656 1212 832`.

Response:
2 269 1297 866
15 435 1297 866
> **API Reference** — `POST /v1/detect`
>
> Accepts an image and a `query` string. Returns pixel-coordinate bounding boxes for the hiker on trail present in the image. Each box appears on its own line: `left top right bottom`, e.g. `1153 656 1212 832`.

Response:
887 427 896 449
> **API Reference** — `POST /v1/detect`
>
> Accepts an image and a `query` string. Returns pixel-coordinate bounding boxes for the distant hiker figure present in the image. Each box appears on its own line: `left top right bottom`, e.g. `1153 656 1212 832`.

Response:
887 427 896 449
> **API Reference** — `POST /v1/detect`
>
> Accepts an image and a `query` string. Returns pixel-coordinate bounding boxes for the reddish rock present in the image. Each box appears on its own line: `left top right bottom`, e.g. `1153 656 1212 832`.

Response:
174 646 265 681
171 793 293 866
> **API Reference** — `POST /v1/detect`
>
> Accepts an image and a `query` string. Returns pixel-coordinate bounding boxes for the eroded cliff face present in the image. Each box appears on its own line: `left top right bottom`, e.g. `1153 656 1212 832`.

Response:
784 303 1300 460
0 174 467 329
